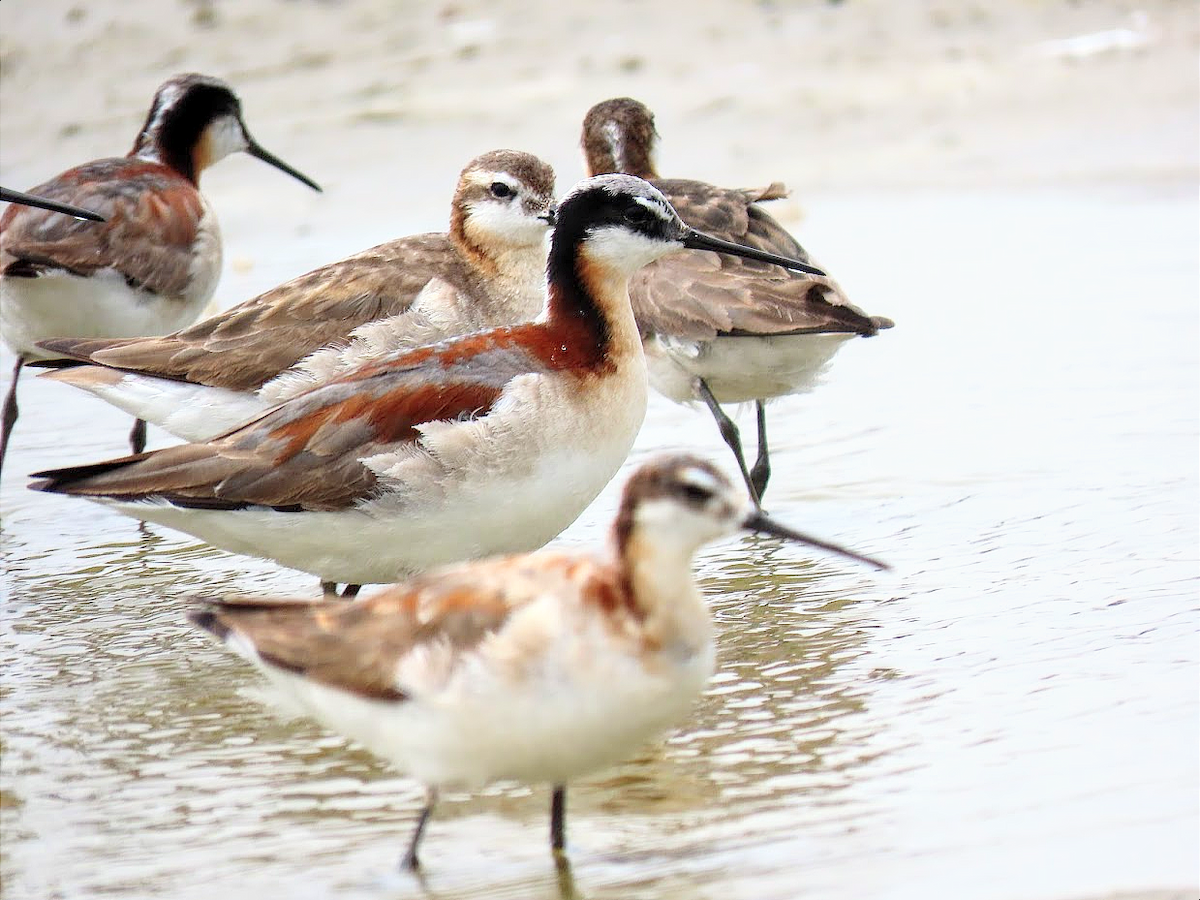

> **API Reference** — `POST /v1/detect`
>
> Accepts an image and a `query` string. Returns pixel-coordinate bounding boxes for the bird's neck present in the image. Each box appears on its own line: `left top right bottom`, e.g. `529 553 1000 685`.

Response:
586 127 658 180
450 218 547 316
129 107 203 184
613 527 712 661
539 233 642 373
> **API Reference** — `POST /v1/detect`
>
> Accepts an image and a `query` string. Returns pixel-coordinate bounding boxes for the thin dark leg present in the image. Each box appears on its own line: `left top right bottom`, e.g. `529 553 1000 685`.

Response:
550 784 567 854
749 400 771 500
0 355 25 476
694 378 761 507
402 788 438 871
320 582 361 599
129 417 148 454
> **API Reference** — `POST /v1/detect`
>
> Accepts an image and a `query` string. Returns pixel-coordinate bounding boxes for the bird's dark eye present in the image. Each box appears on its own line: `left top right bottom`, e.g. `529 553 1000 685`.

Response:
490 181 514 199
624 204 653 226
680 482 712 505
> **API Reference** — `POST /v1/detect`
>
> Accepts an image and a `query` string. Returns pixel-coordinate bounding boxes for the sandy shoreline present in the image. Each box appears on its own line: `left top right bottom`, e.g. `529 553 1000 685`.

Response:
3 0 1194 310
2 1 1195 194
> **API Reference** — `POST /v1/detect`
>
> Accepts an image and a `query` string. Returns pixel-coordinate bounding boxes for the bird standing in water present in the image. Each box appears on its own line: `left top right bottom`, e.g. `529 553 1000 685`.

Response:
34 149 556 442
0 73 320 472
582 97 893 504
188 453 888 870
31 175 827 597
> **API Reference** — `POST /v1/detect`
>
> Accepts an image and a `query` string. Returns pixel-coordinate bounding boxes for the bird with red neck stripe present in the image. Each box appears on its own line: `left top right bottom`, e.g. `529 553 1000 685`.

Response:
186 453 888 871
0 73 320 473
582 97 893 504
34 150 556 443
31 175 826 596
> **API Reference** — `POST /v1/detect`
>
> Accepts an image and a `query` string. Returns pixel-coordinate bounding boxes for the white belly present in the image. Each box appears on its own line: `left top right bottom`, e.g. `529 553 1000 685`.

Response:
100 361 649 583
644 331 856 404
104 448 624 584
254 611 714 788
1 269 213 359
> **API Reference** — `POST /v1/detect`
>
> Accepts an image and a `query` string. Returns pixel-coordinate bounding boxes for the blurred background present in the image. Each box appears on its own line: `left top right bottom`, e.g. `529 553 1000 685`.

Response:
3 0 1195 297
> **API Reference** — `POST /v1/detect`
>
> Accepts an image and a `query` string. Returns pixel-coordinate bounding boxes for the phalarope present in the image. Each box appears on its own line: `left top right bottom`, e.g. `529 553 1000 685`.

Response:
31 175 825 595
187 453 887 870
582 97 893 504
36 150 556 442
1 73 320 472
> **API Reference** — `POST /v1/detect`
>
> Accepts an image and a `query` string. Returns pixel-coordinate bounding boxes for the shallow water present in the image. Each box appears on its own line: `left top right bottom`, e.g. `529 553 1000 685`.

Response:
2 184 1197 900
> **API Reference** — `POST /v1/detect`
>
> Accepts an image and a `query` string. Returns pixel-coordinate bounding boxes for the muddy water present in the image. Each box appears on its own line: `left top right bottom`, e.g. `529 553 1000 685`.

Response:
2 184 1196 900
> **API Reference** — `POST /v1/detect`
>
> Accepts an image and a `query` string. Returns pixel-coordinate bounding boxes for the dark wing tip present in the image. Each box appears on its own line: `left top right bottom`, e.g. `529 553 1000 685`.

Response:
186 604 231 641
28 455 145 491
870 315 896 332
24 358 87 371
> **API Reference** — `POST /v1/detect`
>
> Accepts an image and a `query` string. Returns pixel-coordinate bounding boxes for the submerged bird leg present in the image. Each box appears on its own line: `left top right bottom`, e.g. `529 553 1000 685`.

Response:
0 355 25 475
402 788 439 871
554 848 579 899
320 581 338 597
694 378 762 507
129 417 147 455
749 400 771 500
550 784 567 854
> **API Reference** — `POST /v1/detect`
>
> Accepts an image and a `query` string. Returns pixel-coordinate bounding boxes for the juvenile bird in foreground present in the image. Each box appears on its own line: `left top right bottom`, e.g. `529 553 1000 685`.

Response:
0 73 320 473
188 453 888 870
0 187 106 222
36 150 557 442
582 97 893 504
31 176 826 597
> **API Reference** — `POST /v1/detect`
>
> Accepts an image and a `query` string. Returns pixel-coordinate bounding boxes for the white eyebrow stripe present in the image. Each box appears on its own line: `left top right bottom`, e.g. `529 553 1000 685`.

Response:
678 466 722 494
633 194 670 221
464 170 523 190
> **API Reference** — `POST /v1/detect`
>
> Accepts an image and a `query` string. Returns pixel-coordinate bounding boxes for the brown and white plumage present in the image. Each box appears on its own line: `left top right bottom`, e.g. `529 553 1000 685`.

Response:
187 453 887 870
0 73 320 471
582 97 893 504
35 149 556 442
31 176 826 589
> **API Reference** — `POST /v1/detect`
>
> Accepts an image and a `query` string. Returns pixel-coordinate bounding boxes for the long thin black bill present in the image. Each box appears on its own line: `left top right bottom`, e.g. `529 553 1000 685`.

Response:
744 510 889 571
1 187 106 222
246 139 322 193
681 227 826 276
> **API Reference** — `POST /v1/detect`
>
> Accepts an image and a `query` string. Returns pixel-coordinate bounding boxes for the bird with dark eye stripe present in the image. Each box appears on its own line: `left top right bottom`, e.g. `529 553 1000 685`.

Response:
34 149 558 445
678 479 715 505
186 452 887 871
0 72 320 474
31 174 830 599
582 97 894 505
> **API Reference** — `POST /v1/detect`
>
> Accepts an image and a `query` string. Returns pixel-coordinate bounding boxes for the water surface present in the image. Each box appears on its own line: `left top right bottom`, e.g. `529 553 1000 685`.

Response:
2 185 1196 900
